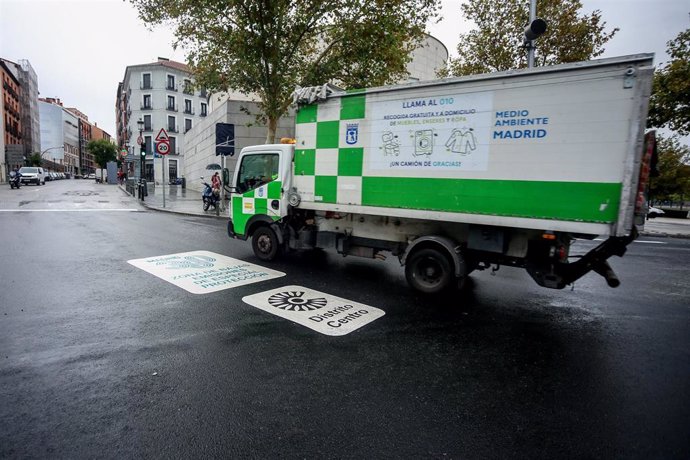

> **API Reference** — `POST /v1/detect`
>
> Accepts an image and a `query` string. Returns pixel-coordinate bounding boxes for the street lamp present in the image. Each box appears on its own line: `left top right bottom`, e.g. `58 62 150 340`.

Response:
137 118 144 181
40 146 64 172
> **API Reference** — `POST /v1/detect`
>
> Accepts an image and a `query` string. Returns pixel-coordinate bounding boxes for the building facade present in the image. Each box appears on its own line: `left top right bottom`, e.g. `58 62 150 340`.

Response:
116 57 209 183
2 59 23 175
39 99 81 175
1 59 41 157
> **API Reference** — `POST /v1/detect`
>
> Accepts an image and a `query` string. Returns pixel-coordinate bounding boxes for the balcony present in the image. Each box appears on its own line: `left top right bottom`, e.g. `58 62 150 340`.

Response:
140 83 152 90
141 104 153 110
166 104 178 112
167 125 179 133
166 84 177 92
183 107 195 115
200 111 207 117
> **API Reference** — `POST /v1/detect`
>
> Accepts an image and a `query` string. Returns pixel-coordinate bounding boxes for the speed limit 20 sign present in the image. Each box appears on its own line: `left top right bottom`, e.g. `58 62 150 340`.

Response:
156 141 170 155
155 128 170 156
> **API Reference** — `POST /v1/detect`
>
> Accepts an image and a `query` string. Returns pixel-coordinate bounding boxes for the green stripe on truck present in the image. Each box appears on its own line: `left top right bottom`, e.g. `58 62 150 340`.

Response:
361 177 622 223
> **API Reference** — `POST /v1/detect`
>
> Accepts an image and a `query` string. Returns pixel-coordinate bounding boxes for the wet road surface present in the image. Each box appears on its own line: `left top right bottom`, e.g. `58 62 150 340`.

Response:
1 180 688 458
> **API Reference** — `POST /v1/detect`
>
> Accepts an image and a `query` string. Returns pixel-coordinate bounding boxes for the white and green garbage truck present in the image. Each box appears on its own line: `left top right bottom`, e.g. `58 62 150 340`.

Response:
226 54 656 294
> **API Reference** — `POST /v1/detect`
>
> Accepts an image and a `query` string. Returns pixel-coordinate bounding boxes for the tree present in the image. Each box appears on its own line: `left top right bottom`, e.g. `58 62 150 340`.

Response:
87 139 117 168
647 28 690 136
445 0 618 76
131 0 441 143
27 153 42 166
649 135 690 205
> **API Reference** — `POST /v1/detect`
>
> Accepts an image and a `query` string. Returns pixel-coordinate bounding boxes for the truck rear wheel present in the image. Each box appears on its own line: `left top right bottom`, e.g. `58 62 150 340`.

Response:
405 248 453 294
252 226 280 261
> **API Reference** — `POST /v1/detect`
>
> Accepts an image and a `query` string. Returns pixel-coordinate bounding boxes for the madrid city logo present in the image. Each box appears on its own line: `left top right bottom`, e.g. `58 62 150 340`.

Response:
268 291 328 312
345 123 359 145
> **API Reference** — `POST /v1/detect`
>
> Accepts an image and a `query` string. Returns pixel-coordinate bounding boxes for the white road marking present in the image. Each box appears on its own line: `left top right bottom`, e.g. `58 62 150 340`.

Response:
128 251 285 294
243 286 385 336
588 238 666 245
0 208 139 212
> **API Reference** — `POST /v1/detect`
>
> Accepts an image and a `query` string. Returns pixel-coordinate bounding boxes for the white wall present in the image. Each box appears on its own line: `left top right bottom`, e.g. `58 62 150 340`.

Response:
406 34 449 82
182 100 295 193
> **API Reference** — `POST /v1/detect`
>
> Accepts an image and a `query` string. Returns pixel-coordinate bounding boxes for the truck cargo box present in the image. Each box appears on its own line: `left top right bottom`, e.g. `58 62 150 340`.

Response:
291 54 654 237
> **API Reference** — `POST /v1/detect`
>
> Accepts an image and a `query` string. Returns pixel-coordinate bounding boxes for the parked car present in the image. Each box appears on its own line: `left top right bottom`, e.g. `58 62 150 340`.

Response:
18 166 45 185
45 172 53 181
647 206 665 218
86 173 96 180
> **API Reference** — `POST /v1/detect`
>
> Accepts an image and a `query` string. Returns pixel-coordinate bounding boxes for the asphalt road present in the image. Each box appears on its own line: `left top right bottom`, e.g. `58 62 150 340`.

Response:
1 180 688 459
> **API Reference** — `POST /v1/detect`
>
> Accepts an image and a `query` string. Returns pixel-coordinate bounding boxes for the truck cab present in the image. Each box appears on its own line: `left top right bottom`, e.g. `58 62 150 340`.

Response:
227 143 294 259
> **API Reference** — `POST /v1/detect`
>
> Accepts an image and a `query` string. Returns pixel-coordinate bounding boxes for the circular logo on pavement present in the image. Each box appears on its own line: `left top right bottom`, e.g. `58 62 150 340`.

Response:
268 291 327 311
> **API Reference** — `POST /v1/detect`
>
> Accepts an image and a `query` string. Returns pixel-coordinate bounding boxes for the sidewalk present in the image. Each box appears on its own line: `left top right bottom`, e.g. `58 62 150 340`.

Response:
122 183 690 237
121 182 229 218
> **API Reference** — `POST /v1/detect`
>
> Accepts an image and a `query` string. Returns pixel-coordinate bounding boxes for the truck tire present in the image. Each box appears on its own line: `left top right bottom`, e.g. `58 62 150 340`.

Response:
252 226 280 261
405 247 453 294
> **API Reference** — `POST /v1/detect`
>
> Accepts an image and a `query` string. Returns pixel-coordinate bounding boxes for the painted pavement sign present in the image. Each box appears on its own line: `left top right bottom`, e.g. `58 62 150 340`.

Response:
243 286 385 336
127 250 285 294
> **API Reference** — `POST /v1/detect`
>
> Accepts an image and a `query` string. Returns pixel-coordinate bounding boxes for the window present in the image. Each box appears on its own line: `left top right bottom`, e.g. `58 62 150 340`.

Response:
200 102 207 116
144 160 154 181
169 137 177 155
166 74 176 91
183 80 193 95
142 73 151 89
143 115 152 131
169 159 178 179
236 153 279 194
142 94 151 109
185 118 192 133
145 136 152 155
184 99 193 114
167 96 176 111
168 116 176 132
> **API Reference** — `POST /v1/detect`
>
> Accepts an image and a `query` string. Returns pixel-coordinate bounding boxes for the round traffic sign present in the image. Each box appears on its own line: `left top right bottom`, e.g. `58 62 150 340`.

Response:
156 141 170 155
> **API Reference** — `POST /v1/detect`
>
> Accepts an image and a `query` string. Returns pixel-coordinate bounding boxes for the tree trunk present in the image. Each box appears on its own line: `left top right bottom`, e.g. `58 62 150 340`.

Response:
265 117 278 144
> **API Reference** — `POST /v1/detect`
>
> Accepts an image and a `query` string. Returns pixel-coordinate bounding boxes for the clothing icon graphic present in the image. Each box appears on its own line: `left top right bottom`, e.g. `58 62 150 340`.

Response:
445 128 477 155
381 131 400 156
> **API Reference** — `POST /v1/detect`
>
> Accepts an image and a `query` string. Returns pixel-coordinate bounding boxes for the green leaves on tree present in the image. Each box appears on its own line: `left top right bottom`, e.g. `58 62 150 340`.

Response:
130 0 441 143
87 139 118 169
443 0 618 76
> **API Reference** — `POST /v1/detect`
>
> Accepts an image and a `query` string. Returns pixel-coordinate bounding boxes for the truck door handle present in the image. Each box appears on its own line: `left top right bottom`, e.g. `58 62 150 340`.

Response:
271 200 279 210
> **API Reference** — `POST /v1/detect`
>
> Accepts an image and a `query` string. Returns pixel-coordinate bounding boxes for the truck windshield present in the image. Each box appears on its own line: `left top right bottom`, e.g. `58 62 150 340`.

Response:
236 153 279 193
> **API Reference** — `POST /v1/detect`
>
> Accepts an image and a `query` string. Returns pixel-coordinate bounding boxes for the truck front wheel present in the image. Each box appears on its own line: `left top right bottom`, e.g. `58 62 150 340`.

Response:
405 248 453 294
252 226 280 261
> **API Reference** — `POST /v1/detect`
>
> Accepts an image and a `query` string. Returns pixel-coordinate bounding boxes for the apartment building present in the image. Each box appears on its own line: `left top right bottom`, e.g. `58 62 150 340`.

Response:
116 57 208 182
2 59 23 176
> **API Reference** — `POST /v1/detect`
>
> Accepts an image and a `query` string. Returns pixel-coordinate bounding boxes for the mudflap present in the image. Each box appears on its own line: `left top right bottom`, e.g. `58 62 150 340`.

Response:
527 227 638 289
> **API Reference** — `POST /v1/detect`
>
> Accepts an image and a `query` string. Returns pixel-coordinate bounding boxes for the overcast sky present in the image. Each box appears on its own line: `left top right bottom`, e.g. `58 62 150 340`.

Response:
1 0 688 139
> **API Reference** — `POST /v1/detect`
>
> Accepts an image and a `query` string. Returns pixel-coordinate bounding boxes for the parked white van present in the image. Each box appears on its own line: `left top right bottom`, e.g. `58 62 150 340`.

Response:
18 167 46 185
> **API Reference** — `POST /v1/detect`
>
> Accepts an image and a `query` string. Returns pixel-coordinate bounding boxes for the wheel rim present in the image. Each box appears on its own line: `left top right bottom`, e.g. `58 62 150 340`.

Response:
257 234 272 254
414 256 444 288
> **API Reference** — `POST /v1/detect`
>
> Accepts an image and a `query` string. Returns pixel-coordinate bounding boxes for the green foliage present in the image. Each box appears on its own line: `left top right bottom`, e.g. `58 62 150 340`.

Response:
444 0 617 76
28 153 42 166
87 139 118 168
647 28 690 136
649 135 690 202
130 0 441 142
